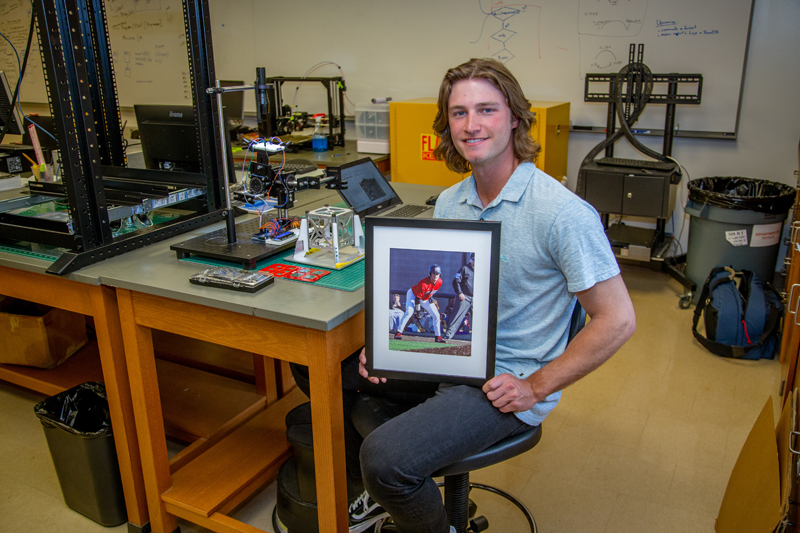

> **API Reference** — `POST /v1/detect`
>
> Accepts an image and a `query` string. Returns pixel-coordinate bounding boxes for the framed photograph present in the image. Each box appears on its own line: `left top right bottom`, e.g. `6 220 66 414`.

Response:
365 217 501 387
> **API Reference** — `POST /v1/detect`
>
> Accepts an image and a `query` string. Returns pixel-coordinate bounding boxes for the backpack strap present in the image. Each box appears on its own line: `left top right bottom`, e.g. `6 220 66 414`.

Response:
692 268 782 359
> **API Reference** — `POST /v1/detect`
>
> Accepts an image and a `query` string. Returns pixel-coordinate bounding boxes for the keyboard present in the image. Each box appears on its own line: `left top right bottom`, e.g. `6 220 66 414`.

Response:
271 160 318 175
386 204 432 218
595 157 676 172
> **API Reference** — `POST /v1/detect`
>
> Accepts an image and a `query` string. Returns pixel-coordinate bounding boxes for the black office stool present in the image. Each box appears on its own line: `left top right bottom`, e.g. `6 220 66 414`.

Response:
351 395 541 533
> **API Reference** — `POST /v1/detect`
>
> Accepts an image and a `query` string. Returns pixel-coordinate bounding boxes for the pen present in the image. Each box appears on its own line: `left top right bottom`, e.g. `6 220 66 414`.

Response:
333 153 350 157
631 129 650 134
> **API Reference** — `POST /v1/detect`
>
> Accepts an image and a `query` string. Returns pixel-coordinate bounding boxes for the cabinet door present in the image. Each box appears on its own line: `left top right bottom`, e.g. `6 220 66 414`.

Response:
622 175 665 217
584 171 623 214
780 221 800 397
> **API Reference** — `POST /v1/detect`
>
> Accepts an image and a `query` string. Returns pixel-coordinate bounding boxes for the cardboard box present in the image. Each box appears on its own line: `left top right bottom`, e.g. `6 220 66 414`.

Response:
716 391 795 532
0 297 88 369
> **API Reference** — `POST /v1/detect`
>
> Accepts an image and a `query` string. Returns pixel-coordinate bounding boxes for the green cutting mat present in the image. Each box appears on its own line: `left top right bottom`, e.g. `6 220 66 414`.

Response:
0 243 62 262
181 252 365 292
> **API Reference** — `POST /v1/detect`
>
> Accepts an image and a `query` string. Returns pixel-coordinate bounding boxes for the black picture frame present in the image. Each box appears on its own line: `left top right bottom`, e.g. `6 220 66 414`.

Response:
365 216 501 387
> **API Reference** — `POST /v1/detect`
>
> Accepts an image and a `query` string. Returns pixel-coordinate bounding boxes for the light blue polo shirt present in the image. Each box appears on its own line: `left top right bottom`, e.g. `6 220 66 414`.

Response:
434 162 619 425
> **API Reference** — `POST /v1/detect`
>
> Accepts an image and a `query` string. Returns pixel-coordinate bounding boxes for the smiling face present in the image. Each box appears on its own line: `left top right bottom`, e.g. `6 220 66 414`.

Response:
447 78 519 173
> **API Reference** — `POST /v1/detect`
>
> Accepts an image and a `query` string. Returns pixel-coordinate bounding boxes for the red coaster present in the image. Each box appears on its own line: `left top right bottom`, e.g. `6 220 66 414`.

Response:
285 267 331 283
261 263 299 278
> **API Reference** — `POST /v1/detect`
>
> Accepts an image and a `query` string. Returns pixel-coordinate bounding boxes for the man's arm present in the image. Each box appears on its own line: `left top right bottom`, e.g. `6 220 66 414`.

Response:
482 274 635 413
453 269 464 296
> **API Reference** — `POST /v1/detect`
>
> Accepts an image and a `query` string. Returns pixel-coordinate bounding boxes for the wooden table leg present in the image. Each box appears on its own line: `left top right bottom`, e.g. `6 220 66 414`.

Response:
91 285 149 527
308 329 350 533
118 288 179 533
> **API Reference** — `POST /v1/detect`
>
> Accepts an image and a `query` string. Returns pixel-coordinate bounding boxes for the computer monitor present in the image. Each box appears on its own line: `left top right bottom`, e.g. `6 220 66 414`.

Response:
134 104 202 173
134 103 237 183
219 80 244 131
0 71 25 136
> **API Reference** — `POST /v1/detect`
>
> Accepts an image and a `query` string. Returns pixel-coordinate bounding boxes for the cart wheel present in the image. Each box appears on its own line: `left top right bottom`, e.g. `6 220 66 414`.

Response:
679 294 693 309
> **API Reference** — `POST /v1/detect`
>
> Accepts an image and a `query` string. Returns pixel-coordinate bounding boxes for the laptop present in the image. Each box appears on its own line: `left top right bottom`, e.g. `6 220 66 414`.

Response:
334 158 434 219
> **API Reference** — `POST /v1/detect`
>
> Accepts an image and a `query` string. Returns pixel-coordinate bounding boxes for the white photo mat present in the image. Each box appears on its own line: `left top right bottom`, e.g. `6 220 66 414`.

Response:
366 218 500 385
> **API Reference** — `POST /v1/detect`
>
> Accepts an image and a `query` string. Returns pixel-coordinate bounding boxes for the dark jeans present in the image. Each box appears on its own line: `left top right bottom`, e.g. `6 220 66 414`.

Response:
292 351 531 533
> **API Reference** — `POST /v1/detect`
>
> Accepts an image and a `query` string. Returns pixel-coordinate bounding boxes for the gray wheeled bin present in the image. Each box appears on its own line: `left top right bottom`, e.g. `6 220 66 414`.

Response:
685 177 796 300
34 382 128 527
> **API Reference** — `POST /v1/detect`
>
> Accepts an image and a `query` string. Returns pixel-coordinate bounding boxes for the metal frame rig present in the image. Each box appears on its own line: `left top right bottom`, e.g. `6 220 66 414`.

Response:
0 0 228 275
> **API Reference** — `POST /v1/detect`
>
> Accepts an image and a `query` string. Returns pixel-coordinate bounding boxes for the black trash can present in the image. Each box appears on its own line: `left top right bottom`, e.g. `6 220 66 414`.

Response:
34 382 128 527
685 177 796 300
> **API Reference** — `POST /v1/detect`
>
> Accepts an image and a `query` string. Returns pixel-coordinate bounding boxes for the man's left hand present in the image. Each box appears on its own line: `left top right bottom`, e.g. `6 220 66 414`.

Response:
482 373 538 413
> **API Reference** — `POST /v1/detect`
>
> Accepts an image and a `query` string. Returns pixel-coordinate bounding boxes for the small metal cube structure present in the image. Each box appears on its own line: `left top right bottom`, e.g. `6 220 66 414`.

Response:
306 206 357 264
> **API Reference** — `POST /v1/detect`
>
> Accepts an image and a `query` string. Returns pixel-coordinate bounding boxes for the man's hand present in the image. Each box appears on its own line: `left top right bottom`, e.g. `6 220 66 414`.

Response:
458 293 466 301
358 348 387 384
482 373 538 413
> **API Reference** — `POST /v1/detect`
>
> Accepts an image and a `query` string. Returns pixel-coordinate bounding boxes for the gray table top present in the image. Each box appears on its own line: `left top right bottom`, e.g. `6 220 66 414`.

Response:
0 182 444 331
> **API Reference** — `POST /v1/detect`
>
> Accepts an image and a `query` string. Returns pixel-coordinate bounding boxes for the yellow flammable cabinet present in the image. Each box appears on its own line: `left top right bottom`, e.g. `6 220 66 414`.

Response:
390 98 570 187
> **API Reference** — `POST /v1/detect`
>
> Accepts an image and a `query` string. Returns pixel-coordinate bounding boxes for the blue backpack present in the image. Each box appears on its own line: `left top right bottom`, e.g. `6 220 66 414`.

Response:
692 266 783 360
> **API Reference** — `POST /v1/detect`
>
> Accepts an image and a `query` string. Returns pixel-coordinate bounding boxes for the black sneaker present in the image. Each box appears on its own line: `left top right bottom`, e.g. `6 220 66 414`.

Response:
349 490 390 532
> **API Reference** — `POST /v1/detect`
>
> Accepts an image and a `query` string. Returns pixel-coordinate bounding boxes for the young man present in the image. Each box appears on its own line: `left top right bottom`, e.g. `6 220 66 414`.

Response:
353 58 636 533
394 264 445 343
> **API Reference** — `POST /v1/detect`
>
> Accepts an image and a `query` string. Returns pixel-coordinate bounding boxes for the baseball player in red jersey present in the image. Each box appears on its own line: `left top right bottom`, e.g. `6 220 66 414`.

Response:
394 265 447 343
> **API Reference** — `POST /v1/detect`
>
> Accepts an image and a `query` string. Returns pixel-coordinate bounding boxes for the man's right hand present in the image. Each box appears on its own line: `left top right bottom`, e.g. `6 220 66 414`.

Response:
458 293 466 301
358 348 387 384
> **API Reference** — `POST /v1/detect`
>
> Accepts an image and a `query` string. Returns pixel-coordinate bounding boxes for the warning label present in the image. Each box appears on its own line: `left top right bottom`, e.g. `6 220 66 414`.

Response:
750 222 782 247
421 134 440 161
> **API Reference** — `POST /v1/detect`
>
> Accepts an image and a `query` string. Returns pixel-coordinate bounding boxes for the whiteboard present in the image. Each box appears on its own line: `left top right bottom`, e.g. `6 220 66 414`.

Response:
1 0 192 106
1 0 753 136
228 0 754 137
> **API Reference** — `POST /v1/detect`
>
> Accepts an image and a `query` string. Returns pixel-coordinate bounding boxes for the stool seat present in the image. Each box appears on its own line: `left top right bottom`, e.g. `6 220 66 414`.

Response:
432 424 541 477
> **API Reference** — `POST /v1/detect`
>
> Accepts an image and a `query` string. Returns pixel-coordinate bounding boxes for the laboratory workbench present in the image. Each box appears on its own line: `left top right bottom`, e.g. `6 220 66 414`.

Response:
0 181 443 533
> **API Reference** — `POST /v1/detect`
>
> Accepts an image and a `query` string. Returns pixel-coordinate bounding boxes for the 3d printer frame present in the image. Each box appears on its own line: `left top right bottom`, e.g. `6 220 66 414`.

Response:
257 75 346 148
0 0 228 275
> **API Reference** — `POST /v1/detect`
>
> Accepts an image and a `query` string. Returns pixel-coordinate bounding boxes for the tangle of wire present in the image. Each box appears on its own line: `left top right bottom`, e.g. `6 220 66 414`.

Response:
259 216 301 240
291 61 356 117
237 136 299 234
0 26 58 145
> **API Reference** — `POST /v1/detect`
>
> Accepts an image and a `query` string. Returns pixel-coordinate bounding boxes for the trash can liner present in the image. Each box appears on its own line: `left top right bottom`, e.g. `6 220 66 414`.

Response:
688 177 796 214
35 381 112 437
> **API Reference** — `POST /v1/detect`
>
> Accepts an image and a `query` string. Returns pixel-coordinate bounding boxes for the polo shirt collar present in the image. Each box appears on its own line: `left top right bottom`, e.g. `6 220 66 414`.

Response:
463 162 535 210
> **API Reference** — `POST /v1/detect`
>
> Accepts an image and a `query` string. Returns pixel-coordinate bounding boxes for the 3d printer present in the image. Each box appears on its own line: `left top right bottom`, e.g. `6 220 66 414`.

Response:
255 68 346 150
